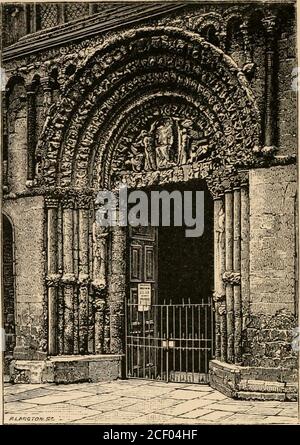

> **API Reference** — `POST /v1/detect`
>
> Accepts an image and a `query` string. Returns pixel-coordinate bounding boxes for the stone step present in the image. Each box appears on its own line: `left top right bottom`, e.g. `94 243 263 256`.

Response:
237 379 295 393
235 389 297 402
239 367 297 383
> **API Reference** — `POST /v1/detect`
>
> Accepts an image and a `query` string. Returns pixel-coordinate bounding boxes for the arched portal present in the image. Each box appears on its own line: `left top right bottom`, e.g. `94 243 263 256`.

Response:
2 214 15 376
36 26 258 381
125 179 215 382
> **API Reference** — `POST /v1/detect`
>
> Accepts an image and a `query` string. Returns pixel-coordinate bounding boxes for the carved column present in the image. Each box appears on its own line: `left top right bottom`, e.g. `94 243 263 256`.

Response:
40 76 52 111
29 3 37 33
57 202 64 354
225 189 234 363
46 197 59 355
61 197 76 354
26 84 36 182
240 21 253 64
233 187 242 364
262 15 277 150
241 179 250 332
92 212 109 355
109 223 126 355
3 94 8 190
78 197 90 354
213 197 227 361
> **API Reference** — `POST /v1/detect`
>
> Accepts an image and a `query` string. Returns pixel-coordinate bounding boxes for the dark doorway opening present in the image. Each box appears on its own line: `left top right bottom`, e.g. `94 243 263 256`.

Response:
126 180 214 383
157 180 214 305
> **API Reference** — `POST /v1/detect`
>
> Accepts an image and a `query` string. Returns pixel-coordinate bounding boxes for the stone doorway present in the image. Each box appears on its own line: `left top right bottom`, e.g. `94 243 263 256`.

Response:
126 180 214 383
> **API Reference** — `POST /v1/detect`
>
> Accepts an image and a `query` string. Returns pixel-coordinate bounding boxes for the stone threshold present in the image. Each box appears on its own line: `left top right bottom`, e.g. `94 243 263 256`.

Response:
209 359 298 401
47 354 123 363
10 354 123 384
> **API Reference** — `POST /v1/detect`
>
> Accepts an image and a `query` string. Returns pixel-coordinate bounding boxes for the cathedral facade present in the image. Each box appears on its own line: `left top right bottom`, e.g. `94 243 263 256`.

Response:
2 1 298 400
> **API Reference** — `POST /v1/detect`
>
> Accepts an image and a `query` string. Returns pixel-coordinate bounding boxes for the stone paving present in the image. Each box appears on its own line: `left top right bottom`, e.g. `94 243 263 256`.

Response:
4 380 299 425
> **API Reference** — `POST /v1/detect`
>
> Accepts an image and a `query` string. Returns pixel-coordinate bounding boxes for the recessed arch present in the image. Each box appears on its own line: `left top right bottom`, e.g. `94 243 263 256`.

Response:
37 26 261 190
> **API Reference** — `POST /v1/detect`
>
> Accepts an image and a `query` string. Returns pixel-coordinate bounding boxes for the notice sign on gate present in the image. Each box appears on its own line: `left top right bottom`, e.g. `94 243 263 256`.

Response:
138 283 151 311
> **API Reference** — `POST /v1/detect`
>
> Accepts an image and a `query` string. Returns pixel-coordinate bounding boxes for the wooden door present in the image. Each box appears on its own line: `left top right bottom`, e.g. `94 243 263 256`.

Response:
127 226 158 378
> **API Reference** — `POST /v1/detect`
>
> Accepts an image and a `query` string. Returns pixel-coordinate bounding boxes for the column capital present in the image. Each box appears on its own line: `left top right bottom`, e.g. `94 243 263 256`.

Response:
61 195 76 209
77 193 93 209
45 196 59 208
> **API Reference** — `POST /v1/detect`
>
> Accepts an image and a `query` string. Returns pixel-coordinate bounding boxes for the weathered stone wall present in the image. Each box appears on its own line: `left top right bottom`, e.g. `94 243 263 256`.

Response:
244 165 297 372
3 196 46 361
249 165 297 314
277 20 297 156
3 215 15 374
7 81 28 195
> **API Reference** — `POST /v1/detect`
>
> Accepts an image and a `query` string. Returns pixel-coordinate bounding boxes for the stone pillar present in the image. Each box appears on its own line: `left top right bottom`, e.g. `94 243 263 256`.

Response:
240 21 253 64
213 197 226 361
240 180 250 330
109 224 126 355
262 15 277 150
225 189 234 363
3 94 8 190
78 199 90 354
29 3 37 33
233 187 242 364
45 197 59 355
40 77 52 115
61 198 76 354
57 203 64 355
26 84 36 182
92 212 109 355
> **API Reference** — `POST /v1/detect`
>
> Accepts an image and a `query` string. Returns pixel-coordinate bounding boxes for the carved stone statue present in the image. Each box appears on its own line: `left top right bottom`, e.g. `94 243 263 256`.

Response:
178 119 209 165
216 206 225 245
121 111 211 174
125 139 144 172
155 118 174 168
178 119 192 165
92 221 108 290
139 128 156 171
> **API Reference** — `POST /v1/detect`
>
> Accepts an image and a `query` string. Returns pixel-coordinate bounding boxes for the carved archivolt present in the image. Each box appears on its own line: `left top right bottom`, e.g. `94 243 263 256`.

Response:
35 26 260 193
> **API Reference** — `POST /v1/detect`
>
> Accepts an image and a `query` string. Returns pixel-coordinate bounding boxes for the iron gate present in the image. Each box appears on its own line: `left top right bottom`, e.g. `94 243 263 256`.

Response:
126 299 214 383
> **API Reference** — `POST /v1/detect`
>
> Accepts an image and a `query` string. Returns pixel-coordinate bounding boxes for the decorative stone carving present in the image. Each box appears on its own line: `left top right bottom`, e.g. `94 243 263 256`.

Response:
31 27 260 190
45 273 61 287
216 206 225 245
92 222 109 291
120 112 210 175
213 291 226 302
6 82 27 133
222 271 241 285
218 303 227 316
61 273 77 285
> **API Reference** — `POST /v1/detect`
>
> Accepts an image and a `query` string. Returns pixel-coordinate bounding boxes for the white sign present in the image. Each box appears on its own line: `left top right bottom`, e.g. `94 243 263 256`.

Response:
138 283 151 311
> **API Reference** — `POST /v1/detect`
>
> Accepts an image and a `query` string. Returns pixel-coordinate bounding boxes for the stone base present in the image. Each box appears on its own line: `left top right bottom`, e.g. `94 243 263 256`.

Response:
10 354 123 384
209 359 298 401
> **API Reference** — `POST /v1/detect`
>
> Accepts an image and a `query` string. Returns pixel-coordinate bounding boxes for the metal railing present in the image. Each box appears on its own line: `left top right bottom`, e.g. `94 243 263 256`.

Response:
126 298 214 384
